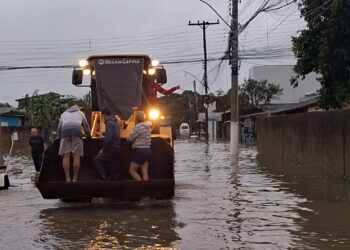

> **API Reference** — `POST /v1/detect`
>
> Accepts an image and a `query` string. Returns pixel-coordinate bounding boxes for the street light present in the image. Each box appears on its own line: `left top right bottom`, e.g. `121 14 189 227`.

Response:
199 0 231 29
184 71 203 85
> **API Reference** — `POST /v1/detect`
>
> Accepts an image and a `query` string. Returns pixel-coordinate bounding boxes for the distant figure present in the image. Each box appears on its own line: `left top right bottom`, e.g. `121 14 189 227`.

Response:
57 104 91 182
93 107 121 180
148 84 180 105
127 113 152 181
28 127 46 172
49 131 58 145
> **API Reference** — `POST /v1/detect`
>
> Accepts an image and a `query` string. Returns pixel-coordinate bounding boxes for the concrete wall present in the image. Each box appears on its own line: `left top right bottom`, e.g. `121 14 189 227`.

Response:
256 110 350 178
249 65 321 104
0 126 2 166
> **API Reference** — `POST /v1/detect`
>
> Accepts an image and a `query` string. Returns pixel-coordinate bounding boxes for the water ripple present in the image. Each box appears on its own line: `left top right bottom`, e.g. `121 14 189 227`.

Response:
2 140 350 249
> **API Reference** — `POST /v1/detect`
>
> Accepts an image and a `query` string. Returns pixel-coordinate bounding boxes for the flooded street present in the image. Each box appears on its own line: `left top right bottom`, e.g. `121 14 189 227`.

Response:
2 140 350 249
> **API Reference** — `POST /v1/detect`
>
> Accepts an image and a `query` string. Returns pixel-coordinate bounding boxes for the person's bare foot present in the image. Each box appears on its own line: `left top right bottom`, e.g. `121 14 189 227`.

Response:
72 178 77 182
66 178 71 182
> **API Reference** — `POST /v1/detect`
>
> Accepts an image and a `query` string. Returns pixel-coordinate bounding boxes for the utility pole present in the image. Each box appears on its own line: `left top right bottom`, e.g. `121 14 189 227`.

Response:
198 0 293 153
193 80 199 135
230 0 239 154
189 20 219 140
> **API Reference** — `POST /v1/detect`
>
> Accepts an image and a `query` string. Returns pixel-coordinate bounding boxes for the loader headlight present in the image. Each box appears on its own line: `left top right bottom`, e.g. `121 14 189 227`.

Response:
149 109 160 120
148 68 156 75
83 69 91 76
79 60 89 68
151 60 159 67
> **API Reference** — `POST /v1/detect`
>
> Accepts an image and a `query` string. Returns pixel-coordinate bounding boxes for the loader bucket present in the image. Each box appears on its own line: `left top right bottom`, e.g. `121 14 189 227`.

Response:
35 137 174 200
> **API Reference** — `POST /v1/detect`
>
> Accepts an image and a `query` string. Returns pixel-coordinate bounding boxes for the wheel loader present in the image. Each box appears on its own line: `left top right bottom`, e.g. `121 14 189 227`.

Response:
36 55 174 201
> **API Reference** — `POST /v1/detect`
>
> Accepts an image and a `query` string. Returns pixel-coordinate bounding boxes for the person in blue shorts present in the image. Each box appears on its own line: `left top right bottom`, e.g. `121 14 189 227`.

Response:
127 113 152 181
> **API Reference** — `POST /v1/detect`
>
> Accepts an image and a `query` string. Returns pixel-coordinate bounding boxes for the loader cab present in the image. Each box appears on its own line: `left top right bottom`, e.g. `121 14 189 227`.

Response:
72 55 167 111
72 55 168 135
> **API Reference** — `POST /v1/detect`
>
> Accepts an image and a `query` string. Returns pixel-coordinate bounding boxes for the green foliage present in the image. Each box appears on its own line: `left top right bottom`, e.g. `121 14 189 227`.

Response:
158 92 195 130
79 93 91 110
156 77 284 131
157 82 282 129
292 0 350 109
20 90 76 128
212 89 230 113
240 78 283 113
158 89 227 130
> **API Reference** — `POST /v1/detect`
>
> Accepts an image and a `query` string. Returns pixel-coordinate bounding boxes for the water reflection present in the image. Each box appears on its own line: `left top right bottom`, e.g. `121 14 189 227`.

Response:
229 147 304 248
174 141 304 249
37 201 180 249
277 177 350 248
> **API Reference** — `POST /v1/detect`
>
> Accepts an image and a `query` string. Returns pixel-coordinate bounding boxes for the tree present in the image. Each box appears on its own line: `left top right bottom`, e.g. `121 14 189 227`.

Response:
212 89 230 113
21 90 40 126
158 90 201 128
21 91 76 139
240 78 283 113
292 0 350 109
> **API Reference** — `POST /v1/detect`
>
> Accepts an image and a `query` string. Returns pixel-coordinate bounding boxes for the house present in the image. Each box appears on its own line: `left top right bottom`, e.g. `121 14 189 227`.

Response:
198 102 223 139
219 65 322 142
223 96 320 142
0 107 25 127
240 96 320 119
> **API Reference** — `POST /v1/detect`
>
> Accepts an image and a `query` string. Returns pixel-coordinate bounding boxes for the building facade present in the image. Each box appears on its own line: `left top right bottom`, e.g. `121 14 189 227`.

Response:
0 107 24 127
249 65 321 104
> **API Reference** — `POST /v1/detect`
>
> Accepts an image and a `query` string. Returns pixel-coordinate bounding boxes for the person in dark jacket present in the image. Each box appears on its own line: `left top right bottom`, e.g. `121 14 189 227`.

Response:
93 107 121 180
28 127 47 172
148 84 180 105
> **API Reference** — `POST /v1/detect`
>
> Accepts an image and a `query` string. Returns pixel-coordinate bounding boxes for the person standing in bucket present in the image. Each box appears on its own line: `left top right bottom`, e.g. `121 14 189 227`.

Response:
93 107 121 180
28 127 47 172
127 113 152 181
57 104 91 182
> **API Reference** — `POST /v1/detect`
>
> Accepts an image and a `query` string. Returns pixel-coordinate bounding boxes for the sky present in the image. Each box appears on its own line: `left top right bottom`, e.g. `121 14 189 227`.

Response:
0 0 305 106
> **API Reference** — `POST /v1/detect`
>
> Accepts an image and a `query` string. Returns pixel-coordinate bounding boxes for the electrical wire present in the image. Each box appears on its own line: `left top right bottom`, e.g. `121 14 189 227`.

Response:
0 0 321 97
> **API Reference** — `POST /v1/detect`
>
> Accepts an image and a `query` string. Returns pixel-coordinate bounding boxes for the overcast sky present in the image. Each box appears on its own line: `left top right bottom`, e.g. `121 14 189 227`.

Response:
0 0 305 106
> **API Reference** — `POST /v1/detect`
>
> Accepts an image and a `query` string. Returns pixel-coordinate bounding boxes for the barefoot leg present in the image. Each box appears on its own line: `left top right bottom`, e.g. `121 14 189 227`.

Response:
141 161 149 181
62 154 71 182
129 162 142 181
72 153 80 182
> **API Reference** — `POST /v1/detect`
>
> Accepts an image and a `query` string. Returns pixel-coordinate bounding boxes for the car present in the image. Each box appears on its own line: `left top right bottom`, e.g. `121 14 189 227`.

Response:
179 123 190 138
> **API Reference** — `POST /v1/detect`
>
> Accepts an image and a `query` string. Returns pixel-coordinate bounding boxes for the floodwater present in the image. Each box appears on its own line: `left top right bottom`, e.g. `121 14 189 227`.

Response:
2 141 350 249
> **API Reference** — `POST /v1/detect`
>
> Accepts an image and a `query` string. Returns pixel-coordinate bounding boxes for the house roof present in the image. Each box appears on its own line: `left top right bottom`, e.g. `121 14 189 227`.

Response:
15 92 61 102
0 107 15 115
0 107 25 117
240 96 319 119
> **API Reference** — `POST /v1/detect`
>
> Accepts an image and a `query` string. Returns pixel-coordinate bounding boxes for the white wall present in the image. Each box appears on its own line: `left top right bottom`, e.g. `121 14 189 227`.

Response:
248 65 321 104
